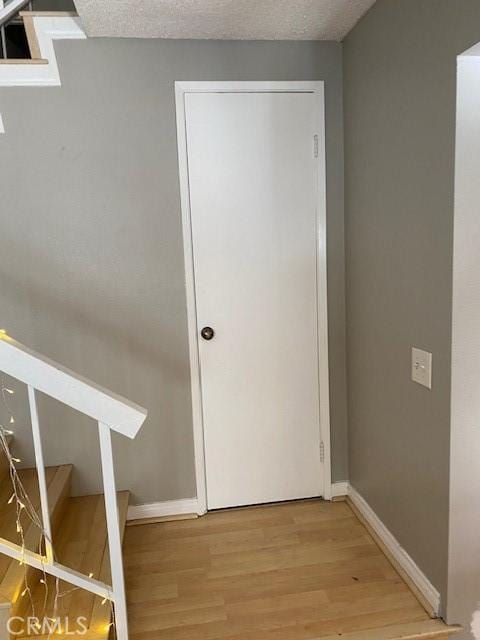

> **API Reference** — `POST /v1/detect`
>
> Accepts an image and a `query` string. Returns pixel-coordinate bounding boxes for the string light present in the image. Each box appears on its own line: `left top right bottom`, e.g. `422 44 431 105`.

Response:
0 374 117 640
0 375 58 637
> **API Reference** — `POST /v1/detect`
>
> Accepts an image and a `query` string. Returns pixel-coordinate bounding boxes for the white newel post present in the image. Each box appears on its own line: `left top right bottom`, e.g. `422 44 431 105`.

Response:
98 422 128 640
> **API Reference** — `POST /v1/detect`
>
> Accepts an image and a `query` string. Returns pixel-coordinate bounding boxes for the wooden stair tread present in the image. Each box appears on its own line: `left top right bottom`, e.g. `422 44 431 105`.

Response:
0 464 72 604
315 619 462 639
19 11 78 16
15 491 129 640
0 59 48 65
0 11 77 66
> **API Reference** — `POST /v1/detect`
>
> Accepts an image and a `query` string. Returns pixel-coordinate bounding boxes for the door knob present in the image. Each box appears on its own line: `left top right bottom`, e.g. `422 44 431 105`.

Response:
201 326 215 341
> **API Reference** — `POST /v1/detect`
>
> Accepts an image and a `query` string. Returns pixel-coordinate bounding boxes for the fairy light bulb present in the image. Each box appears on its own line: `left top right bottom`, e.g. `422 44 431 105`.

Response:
0 376 63 629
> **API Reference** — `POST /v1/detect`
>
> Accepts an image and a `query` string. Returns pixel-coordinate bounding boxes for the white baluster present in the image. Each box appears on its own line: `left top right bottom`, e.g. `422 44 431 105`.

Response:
27 385 53 563
98 422 128 640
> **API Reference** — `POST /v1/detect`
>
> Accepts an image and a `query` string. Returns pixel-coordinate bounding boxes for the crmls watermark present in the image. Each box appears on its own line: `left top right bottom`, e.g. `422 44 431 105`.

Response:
7 616 88 636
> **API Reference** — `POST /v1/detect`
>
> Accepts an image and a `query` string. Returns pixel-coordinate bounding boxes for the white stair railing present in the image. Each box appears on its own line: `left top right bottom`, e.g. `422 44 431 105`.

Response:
0 0 31 27
0 333 147 640
0 0 34 59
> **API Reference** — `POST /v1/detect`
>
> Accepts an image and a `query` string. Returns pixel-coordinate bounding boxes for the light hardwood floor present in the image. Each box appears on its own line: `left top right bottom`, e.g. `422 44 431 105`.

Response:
14 491 129 640
123 499 457 639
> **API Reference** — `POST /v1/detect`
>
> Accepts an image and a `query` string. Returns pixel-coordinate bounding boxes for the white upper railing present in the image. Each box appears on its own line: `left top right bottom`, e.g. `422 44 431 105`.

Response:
0 332 147 640
0 0 31 27
0 335 147 437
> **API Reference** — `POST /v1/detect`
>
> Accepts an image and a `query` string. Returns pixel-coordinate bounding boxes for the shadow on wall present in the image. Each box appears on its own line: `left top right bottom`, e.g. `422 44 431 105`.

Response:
0 232 187 384
0 226 195 502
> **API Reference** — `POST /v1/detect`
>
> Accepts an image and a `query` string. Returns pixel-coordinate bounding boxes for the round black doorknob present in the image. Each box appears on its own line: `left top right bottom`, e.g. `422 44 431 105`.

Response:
201 326 215 341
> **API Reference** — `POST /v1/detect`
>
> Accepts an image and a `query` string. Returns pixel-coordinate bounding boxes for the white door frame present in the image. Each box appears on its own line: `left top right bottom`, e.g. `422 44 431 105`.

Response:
175 81 332 514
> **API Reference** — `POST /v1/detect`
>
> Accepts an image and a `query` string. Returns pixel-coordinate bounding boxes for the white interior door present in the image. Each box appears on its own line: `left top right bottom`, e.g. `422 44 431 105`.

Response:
183 89 326 510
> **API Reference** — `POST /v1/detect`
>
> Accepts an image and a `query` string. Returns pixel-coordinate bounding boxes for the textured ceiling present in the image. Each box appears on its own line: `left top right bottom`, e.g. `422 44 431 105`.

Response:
73 0 376 41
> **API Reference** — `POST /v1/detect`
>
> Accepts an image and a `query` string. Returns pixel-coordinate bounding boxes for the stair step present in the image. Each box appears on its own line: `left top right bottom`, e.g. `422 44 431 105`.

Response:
317 619 462 640
0 11 61 64
0 464 72 605
14 491 130 640
19 11 78 16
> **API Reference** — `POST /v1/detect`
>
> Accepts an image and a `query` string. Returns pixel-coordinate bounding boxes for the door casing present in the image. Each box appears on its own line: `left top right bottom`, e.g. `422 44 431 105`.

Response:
174 81 331 514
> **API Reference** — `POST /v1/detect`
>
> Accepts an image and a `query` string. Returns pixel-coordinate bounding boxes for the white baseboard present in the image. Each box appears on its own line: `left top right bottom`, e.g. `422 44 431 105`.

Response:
331 481 348 498
348 484 440 616
128 486 348 521
127 497 199 521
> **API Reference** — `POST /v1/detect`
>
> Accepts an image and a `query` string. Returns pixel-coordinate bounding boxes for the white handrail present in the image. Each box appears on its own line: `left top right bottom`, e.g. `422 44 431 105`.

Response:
0 333 148 640
0 334 146 438
0 0 30 26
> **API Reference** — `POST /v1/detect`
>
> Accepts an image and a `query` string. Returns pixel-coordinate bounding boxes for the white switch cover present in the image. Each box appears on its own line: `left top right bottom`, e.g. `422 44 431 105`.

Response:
411 347 432 389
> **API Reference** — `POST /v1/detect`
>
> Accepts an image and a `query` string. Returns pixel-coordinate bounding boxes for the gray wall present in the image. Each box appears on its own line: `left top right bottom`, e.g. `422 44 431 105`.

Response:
0 39 347 504
32 1 76 9
343 0 480 613
448 50 480 636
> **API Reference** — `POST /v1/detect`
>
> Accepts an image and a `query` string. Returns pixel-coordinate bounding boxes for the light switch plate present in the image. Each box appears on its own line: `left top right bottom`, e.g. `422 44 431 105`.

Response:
411 347 432 389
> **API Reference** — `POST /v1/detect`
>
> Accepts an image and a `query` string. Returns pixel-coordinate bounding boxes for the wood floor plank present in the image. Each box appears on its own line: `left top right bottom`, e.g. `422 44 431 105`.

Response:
123 499 458 639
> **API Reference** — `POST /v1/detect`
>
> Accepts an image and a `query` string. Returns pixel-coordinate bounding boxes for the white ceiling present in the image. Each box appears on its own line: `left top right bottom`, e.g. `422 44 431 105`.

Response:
73 0 376 41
